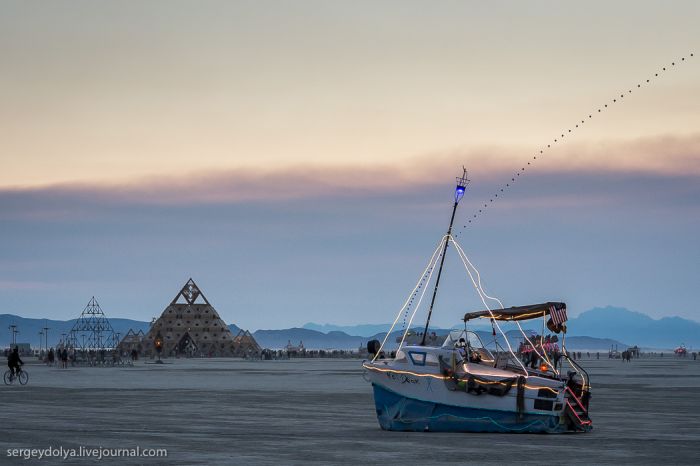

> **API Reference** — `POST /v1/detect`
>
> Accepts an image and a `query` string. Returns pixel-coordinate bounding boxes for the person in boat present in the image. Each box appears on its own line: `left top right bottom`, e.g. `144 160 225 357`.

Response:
520 340 532 364
7 347 23 377
455 337 468 361
526 335 540 369
529 351 539 369
518 341 527 362
549 335 562 369
454 337 482 363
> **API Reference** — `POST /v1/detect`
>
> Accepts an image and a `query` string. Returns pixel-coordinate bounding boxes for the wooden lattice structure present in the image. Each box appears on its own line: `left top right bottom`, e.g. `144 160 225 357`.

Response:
144 278 261 358
117 329 146 355
232 330 262 357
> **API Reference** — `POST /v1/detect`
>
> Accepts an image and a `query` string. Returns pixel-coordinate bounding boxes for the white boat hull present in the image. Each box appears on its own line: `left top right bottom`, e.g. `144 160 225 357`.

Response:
364 352 576 433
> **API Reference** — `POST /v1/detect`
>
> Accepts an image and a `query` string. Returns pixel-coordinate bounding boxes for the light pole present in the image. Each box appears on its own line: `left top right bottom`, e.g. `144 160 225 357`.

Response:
9 324 18 347
43 321 50 350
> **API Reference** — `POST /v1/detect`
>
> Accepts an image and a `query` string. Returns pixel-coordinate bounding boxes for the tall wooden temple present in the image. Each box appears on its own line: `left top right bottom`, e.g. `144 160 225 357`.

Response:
143 278 261 358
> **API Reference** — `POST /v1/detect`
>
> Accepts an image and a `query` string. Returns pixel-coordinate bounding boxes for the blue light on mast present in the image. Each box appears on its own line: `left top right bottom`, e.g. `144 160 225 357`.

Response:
454 167 469 203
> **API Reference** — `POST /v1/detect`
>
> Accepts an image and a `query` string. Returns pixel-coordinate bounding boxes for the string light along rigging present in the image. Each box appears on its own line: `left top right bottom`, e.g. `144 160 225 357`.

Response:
456 51 695 237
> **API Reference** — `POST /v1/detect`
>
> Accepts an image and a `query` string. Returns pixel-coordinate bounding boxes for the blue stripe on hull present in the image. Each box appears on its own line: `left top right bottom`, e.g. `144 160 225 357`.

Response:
372 383 564 433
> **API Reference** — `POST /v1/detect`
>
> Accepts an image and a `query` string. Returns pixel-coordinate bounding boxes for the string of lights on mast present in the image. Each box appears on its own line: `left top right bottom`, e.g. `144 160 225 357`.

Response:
393 169 471 340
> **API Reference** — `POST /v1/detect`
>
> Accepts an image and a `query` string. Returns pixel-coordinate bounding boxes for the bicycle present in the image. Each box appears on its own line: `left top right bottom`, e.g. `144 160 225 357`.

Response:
3 367 29 385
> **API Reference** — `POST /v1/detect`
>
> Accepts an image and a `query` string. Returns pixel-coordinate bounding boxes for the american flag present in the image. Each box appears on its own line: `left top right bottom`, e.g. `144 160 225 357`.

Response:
550 304 568 326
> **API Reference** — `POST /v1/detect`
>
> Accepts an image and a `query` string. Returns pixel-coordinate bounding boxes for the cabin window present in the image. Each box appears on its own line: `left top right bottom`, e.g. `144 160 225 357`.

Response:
408 351 427 366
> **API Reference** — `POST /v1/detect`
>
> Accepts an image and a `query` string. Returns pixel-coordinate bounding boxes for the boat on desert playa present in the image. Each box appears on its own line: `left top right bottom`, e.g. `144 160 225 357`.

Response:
362 169 592 433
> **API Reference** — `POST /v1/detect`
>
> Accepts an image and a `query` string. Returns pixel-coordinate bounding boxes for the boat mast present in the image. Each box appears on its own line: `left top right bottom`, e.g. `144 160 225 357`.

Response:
421 167 469 346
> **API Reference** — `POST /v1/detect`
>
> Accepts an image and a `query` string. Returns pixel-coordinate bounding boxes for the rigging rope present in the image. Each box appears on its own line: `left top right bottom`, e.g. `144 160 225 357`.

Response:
451 238 530 375
372 236 446 361
452 237 557 374
397 241 444 352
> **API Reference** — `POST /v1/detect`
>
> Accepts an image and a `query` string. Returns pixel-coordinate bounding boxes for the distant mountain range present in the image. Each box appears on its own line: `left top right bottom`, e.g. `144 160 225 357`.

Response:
257 327 628 352
2 306 698 350
566 306 699 348
302 306 700 349
0 314 152 348
302 322 393 337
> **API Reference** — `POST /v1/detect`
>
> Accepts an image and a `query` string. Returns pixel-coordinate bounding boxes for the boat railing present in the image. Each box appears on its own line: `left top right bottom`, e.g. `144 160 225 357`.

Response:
562 351 591 397
565 386 587 411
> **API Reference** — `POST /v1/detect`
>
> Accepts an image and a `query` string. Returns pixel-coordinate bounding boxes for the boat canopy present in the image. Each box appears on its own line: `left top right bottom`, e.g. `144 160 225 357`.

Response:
463 302 566 322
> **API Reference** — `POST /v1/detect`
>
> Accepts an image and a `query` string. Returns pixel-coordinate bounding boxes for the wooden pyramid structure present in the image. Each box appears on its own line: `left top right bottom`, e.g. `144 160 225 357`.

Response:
144 278 261 358
232 329 262 357
117 329 146 354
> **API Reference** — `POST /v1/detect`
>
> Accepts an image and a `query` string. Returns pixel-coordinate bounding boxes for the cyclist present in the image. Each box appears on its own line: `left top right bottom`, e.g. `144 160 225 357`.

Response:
7 347 23 378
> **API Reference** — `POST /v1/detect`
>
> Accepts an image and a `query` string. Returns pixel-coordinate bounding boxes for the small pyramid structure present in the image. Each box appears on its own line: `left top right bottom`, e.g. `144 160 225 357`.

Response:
68 297 119 350
232 330 262 357
144 278 260 358
117 329 146 354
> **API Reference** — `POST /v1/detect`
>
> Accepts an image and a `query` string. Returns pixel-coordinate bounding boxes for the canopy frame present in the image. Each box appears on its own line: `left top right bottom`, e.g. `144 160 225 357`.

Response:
463 302 566 323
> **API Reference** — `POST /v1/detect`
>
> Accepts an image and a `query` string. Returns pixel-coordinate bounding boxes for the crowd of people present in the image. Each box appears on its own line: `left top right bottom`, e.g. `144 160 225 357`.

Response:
42 347 71 368
517 334 563 369
36 347 137 367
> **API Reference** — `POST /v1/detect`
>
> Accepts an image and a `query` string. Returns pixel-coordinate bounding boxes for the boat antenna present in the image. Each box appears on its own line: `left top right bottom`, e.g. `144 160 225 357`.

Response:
421 167 469 346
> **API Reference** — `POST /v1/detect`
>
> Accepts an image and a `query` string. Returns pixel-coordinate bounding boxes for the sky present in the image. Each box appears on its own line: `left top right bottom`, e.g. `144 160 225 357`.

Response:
1 1 699 332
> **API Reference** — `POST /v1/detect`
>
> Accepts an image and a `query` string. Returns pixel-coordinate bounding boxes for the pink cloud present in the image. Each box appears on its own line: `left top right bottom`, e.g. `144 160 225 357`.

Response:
1 133 698 208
